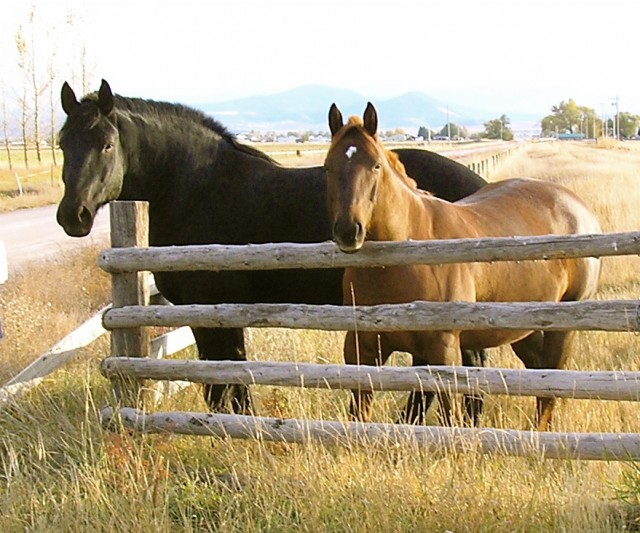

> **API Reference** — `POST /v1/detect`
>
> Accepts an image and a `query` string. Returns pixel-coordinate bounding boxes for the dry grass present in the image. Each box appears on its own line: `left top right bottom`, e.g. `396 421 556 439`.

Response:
0 149 64 212
0 243 111 382
2 140 640 531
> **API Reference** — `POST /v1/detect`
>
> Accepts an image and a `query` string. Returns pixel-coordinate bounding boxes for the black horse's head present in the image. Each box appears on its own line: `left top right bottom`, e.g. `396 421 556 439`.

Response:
57 79 125 237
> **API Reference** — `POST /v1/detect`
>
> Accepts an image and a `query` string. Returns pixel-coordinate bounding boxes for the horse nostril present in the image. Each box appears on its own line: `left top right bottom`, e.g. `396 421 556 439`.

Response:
78 205 92 227
332 221 340 239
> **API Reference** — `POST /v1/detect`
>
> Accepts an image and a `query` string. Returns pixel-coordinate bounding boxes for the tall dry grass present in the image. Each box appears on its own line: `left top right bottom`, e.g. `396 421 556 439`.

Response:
1 140 640 531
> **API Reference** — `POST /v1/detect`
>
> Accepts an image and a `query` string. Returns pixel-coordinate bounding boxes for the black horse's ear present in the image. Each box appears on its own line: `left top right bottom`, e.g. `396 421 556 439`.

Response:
328 103 344 136
61 82 79 115
363 102 378 137
98 79 115 116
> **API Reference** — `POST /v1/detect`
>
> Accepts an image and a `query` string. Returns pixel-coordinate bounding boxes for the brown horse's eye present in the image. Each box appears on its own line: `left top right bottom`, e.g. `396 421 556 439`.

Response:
373 162 382 171
104 143 114 153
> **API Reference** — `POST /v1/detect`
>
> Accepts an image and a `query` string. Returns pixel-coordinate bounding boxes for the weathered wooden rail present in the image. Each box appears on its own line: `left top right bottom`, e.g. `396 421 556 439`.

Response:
101 408 640 461
101 359 640 401
99 201 640 460
99 231 640 272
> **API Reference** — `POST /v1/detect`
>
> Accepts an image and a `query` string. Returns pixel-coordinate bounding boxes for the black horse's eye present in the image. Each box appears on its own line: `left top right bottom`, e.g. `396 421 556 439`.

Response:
103 143 114 153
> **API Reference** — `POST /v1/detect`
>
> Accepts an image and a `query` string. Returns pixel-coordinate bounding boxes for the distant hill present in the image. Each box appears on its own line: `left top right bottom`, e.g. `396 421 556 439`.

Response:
197 85 540 134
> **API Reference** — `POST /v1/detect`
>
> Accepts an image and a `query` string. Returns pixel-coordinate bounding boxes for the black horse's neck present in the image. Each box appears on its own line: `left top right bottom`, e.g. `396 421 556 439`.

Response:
113 96 276 201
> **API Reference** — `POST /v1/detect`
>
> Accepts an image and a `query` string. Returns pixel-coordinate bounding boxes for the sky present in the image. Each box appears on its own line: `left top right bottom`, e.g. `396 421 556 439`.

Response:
1 0 638 122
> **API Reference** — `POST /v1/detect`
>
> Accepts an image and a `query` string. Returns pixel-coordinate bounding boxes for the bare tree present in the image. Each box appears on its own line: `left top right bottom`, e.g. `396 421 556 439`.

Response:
47 62 58 167
1 83 14 171
5 3 95 171
27 8 43 165
15 28 30 169
14 6 54 167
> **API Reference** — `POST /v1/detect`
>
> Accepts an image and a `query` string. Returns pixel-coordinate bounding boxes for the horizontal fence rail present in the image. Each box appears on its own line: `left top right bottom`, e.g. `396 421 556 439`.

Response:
102 300 640 332
100 407 640 461
98 231 640 273
100 358 640 401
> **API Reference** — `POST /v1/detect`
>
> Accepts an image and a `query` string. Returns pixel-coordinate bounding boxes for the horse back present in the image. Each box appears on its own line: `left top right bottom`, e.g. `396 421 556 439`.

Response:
455 178 602 302
456 178 601 236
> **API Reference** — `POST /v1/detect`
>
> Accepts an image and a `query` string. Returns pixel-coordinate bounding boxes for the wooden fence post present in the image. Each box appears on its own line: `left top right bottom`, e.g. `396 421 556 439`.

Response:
109 201 150 406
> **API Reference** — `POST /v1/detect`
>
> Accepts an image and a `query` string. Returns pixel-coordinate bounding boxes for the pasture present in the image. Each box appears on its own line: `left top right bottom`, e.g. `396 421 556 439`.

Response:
1 140 640 531
0 148 63 212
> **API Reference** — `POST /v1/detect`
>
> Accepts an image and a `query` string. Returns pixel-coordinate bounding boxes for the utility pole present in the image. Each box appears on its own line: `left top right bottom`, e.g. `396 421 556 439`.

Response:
611 96 619 140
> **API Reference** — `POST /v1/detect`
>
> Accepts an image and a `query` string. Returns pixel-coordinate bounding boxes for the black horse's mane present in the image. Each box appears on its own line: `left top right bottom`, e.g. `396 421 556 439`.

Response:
79 92 276 164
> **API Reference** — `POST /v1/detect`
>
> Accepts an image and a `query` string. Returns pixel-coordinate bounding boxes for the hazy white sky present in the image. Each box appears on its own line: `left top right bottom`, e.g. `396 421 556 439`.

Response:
2 0 637 117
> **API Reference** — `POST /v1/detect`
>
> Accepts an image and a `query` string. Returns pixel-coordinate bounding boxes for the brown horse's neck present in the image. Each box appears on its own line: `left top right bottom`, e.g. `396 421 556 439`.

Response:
369 163 436 241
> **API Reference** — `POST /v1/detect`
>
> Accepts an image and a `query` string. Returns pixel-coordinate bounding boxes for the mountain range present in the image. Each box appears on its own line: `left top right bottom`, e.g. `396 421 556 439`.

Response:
197 85 541 134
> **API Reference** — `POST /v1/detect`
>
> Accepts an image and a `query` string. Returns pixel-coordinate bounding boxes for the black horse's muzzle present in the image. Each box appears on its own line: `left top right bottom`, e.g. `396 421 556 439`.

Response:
56 200 95 237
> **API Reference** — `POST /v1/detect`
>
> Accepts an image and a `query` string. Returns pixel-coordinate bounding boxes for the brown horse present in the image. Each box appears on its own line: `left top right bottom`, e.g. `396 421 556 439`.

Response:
325 102 601 430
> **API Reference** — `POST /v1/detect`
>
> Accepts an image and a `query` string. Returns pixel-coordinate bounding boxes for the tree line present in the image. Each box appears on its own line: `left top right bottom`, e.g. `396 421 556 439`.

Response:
2 4 93 170
418 115 515 142
540 99 639 139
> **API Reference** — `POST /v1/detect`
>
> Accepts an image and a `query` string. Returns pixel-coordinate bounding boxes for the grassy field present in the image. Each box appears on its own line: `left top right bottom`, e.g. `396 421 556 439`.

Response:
1 140 640 531
0 148 63 212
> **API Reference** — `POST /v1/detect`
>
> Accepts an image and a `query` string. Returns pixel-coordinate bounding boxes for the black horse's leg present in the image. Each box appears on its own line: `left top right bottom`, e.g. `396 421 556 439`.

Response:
192 327 253 414
462 348 488 426
400 348 487 426
402 390 435 425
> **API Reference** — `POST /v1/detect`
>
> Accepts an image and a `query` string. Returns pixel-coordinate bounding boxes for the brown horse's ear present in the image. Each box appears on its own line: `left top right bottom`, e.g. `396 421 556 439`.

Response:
363 102 378 137
61 82 80 115
328 103 344 136
98 79 115 116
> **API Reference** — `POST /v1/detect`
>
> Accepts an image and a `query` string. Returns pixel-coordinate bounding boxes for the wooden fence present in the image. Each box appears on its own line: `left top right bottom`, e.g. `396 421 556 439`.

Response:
98 201 640 460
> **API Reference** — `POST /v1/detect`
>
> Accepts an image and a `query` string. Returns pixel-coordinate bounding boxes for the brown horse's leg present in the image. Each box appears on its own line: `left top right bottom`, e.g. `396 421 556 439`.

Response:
536 330 576 431
511 330 575 431
344 331 389 422
429 333 461 426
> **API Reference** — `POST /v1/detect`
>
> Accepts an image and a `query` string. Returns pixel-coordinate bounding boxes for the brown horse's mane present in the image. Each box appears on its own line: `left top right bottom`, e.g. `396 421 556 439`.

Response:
332 116 432 196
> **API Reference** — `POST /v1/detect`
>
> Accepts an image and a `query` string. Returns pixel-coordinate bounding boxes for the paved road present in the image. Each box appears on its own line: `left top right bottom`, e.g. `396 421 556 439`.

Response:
0 204 110 275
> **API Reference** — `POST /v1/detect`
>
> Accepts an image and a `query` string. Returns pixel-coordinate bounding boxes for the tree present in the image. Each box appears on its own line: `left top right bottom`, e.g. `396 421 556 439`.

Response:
14 6 50 166
617 111 640 139
482 115 513 140
540 99 599 138
1 84 13 170
15 27 31 168
437 123 467 140
5 3 95 170
417 126 431 140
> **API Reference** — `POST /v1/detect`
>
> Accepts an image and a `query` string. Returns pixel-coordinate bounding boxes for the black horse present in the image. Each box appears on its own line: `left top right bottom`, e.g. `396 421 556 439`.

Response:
57 80 488 423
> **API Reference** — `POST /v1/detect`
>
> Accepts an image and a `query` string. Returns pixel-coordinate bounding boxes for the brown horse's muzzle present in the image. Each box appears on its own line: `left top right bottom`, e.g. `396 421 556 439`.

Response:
333 218 365 253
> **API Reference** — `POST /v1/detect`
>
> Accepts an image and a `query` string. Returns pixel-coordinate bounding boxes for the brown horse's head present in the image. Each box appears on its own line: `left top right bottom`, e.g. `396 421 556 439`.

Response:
324 102 384 253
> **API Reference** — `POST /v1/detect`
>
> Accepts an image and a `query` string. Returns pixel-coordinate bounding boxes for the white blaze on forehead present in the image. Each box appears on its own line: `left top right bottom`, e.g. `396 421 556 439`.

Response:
345 146 357 159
